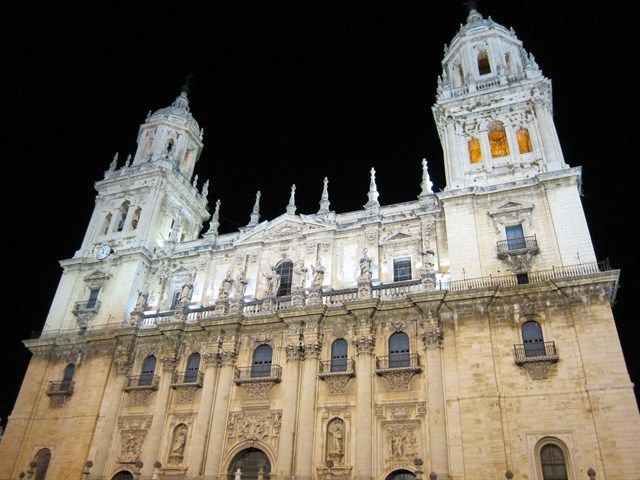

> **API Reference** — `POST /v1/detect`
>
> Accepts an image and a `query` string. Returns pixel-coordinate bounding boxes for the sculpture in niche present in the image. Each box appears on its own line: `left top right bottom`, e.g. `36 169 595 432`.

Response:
359 249 372 281
168 424 188 464
326 418 345 465
234 270 248 299
311 257 325 289
218 271 234 300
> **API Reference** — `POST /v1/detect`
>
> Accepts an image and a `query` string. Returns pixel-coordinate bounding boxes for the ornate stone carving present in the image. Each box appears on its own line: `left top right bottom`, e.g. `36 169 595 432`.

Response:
379 370 417 391
266 223 303 238
354 334 375 354
331 319 348 337
323 374 352 395
131 388 155 406
174 385 200 404
284 343 305 361
389 407 411 420
416 402 427 416
521 361 553 380
422 325 443 348
226 409 282 439
389 320 406 332
252 332 272 346
500 250 538 273
117 415 153 464
239 380 279 399
326 418 345 465
385 424 419 461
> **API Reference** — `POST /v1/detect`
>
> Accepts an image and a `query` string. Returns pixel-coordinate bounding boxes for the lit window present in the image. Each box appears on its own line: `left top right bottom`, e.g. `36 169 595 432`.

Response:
488 122 510 157
468 137 483 164
517 127 533 154
393 259 412 282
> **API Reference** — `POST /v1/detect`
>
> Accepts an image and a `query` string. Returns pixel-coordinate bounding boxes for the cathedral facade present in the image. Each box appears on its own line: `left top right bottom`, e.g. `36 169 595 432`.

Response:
0 8 637 480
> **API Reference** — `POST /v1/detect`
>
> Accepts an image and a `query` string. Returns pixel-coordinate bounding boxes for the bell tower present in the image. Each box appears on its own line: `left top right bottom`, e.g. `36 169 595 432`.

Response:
433 7 568 190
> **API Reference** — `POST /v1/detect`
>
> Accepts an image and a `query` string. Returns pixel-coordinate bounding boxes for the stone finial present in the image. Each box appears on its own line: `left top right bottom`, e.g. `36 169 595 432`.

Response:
192 174 199 187
205 199 221 236
505 470 514 480
419 158 434 197
318 177 331 214
429 473 437 480
202 180 209 199
287 184 297 215
587 468 596 479
109 152 119 171
364 167 380 210
125 154 132 168
248 191 261 226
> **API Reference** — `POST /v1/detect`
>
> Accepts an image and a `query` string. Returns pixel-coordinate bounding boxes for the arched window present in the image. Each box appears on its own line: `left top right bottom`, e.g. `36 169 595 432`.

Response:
184 353 200 383
488 121 510 157
101 213 112 235
227 448 271 480
478 50 491 75
276 260 293 297
540 443 569 480
517 127 533 154
131 208 141 230
331 339 348 372
62 363 75 389
139 355 156 386
522 321 545 357
115 201 130 232
165 138 175 156
251 345 273 378
388 332 410 368
111 471 134 480
468 137 482 164
33 448 51 480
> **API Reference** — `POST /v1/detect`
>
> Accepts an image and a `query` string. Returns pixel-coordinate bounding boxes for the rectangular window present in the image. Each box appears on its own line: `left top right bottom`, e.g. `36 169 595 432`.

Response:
87 289 100 309
505 224 526 250
393 259 412 282
170 290 180 309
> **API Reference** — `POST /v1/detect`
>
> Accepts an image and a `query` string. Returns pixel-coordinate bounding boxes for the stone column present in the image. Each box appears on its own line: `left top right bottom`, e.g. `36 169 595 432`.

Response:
276 343 303 479
186 351 220 476
141 352 177 477
423 326 449 479
203 348 237 480
85 340 132 479
353 330 375 480
295 343 321 480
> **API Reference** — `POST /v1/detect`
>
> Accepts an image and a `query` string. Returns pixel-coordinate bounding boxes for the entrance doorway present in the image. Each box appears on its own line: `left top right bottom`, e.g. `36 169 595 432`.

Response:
228 448 271 480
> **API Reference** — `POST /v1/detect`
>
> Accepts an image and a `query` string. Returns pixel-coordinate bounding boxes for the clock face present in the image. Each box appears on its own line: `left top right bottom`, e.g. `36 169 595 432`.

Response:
96 245 111 260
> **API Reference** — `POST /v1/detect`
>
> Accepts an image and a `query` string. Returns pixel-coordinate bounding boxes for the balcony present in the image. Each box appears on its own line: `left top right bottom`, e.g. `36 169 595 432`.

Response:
319 358 355 395
123 374 160 391
514 341 558 364
46 380 75 396
375 354 421 391
496 235 539 258
514 341 558 380
72 300 101 315
171 370 204 387
234 364 282 399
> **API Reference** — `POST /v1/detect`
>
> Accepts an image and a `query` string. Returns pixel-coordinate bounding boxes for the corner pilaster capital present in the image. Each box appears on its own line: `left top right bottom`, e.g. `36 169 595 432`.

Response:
422 325 443 349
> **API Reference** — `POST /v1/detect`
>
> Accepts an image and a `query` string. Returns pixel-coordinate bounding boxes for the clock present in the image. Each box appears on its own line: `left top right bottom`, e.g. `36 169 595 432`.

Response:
95 244 112 260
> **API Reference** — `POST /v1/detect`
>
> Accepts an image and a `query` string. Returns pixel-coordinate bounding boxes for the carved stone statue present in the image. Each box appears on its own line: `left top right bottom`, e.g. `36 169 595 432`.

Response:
178 283 193 308
329 422 343 453
359 248 372 281
218 271 234 300
311 257 325 289
171 429 186 456
192 174 199 187
201 180 209 199
234 269 248 299
265 267 281 297
292 260 307 290
125 154 132 168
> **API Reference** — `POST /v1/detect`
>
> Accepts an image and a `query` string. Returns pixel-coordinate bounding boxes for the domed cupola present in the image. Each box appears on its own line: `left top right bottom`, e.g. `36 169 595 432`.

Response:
131 85 204 180
432 6 567 190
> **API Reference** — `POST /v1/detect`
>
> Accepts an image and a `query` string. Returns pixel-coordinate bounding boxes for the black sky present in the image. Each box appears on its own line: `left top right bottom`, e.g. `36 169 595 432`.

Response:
1 1 638 423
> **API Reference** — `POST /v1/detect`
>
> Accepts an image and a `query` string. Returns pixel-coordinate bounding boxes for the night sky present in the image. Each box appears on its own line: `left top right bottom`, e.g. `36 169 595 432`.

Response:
1 1 638 424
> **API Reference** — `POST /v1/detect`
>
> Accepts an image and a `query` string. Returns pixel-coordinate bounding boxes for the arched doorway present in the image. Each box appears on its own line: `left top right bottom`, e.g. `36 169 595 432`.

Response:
385 469 416 480
228 448 271 480
111 471 134 480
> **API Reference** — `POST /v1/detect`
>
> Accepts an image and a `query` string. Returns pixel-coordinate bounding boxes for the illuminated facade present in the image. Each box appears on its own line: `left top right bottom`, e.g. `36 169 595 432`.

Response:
0 8 637 480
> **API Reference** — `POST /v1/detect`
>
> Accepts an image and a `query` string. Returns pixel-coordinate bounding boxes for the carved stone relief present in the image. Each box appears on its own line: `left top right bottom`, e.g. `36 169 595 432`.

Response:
385 423 420 461
117 415 153 464
238 381 279 399
326 418 345 466
167 424 188 465
227 409 282 440
130 388 155 406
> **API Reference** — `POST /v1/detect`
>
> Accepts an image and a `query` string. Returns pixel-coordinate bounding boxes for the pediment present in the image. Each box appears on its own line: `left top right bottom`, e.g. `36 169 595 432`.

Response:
488 199 534 217
84 269 111 289
234 214 333 245
381 231 420 245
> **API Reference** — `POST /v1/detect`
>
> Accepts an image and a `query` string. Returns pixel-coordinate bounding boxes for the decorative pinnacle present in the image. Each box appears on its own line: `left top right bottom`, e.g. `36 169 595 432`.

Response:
201 180 209 199
248 191 261 226
287 184 297 215
419 158 434 197
318 177 331 214
206 199 221 236
364 167 380 210
109 152 118 171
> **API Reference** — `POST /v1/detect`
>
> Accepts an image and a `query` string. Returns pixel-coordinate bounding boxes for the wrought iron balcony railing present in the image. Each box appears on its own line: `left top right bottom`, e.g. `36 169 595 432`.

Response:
234 364 282 383
376 353 421 372
123 374 160 391
497 235 539 257
46 380 75 396
514 341 558 363
72 300 101 314
171 370 204 386
319 358 355 377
